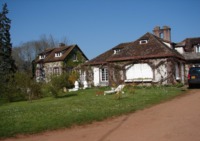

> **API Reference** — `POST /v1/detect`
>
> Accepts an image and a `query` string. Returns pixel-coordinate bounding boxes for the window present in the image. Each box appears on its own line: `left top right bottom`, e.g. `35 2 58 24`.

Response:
55 52 62 57
73 54 78 62
53 67 60 75
139 40 148 44
39 55 45 59
36 70 41 77
195 44 200 53
79 70 86 82
100 68 108 82
113 49 121 54
125 63 153 81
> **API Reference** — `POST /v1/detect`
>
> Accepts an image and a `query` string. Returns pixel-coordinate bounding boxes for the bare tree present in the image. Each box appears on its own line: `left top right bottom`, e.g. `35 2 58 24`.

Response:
12 35 69 73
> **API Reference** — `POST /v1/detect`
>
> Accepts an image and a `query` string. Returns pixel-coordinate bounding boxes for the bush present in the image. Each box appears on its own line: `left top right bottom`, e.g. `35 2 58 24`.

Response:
124 85 135 94
68 71 79 84
48 73 74 97
0 72 43 102
0 74 25 102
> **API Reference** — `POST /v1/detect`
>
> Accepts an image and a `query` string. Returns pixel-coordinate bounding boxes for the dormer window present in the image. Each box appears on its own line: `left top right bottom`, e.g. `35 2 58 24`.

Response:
113 49 121 54
55 52 62 57
139 40 148 44
39 55 45 59
195 44 200 53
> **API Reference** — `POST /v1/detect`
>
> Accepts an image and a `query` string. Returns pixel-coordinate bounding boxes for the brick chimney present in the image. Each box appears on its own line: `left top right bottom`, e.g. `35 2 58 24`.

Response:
153 26 171 42
163 26 171 41
59 43 65 47
153 26 161 38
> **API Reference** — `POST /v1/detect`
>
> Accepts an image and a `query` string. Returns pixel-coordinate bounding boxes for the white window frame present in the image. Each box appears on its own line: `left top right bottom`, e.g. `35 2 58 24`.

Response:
195 44 200 53
55 52 62 57
79 70 86 82
113 49 121 54
139 40 148 44
100 68 108 82
39 55 45 59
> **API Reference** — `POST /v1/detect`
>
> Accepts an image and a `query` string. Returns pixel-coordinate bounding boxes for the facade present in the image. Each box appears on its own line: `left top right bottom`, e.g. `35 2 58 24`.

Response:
175 37 200 73
83 26 191 86
35 44 88 82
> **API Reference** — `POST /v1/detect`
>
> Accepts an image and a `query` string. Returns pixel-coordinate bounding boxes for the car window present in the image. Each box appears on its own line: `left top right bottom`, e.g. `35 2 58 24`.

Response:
190 68 200 74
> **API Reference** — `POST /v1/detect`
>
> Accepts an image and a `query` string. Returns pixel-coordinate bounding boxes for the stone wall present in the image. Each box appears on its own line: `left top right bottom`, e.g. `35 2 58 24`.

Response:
84 58 186 87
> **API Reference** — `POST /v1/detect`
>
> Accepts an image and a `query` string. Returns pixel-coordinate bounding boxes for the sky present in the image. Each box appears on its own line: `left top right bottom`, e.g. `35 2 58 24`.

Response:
0 0 200 59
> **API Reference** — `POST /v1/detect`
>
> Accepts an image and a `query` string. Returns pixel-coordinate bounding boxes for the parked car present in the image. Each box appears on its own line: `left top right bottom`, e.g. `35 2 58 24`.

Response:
188 67 200 88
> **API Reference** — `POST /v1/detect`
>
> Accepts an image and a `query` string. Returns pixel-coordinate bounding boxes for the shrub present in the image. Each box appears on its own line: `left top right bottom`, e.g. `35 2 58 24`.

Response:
0 72 43 102
48 73 73 97
124 85 135 94
0 73 26 102
29 81 43 100
68 71 79 84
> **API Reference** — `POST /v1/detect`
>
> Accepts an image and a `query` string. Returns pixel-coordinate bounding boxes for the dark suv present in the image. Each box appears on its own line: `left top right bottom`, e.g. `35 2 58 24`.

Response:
188 67 200 88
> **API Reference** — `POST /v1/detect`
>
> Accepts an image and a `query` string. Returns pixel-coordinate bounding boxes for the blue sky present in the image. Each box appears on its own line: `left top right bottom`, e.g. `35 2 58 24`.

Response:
1 0 200 59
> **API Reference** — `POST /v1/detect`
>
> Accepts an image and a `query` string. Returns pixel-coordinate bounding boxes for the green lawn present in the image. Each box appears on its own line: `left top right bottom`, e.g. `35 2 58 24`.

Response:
0 86 185 138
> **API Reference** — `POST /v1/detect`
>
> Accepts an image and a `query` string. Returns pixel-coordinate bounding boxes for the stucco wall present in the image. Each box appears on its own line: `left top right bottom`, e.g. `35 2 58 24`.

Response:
86 58 185 86
175 47 185 54
154 62 168 84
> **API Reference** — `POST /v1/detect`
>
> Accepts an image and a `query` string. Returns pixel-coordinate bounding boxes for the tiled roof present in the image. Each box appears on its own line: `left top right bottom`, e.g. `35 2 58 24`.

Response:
43 45 73 63
182 52 200 60
86 42 132 65
176 37 200 52
86 32 184 65
36 44 88 63
38 48 54 55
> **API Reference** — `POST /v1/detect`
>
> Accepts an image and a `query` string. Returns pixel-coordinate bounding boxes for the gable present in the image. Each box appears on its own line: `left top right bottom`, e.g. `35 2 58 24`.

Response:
36 44 88 64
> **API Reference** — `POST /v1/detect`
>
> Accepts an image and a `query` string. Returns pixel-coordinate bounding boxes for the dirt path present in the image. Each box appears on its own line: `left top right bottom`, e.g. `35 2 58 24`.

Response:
3 89 200 141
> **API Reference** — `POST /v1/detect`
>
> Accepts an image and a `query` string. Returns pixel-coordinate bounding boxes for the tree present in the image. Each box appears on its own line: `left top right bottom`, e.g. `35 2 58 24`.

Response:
0 3 16 96
0 3 16 75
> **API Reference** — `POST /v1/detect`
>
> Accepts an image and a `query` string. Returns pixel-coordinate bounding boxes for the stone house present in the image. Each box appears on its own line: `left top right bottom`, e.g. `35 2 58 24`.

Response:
82 26 200 86
35 44 88 82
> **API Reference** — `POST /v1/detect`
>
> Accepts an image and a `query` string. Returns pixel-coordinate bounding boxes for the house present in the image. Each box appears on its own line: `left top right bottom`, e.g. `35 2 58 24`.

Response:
83 26 187 86
35 44 88 82
175 37 200 73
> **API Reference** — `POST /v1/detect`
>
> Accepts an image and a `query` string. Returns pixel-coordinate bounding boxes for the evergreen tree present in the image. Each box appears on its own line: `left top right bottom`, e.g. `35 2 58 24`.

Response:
0 3 16 81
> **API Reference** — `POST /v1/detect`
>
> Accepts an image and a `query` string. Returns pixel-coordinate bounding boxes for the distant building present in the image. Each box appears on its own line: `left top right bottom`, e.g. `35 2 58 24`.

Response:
35 44 88 82
175 37 200 72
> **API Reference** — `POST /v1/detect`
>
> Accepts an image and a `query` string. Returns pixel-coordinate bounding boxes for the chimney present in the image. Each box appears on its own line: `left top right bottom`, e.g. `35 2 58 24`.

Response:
153 26 161 38
153 26 171 42
59 43 65 47
163 26 171 42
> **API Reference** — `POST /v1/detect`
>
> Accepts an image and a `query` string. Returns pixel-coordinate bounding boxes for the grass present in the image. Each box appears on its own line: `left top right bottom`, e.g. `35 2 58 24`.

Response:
0 86 185 138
